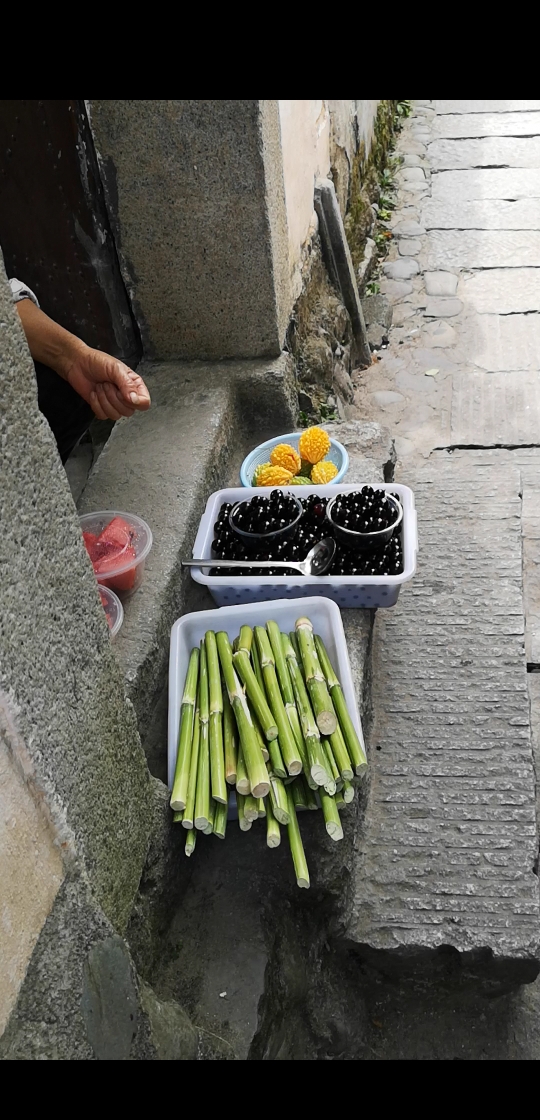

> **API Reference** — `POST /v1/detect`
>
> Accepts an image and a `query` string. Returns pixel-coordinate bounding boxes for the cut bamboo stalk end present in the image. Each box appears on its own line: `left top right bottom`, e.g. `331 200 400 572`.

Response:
185 829 196 857
238 625 253 653
237 793 252 831
315 634 367 775
295 618 337 736
233 647 278 741
244 795 259 823
257 797 266 818
170 645 199 811
342 779 355 804
214 799 228 839
320 789 344 841
173 810 183 823
266 800 281 847
286 788 310 888
217 632 270 798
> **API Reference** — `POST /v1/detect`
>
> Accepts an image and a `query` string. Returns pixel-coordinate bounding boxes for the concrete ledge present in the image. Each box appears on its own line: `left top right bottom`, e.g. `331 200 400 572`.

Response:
79 355 296 744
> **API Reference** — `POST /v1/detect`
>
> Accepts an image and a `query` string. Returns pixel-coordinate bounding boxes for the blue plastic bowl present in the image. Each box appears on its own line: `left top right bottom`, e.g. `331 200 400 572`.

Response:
240 431 349 488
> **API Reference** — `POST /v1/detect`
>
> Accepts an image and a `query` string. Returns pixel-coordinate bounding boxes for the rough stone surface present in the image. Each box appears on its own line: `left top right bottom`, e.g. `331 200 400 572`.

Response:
458 268 540 313
424 272 459 297
450 370 540 444
431 168 540 202
425 229 540 270
79 355 296 743
424 198 540 230
302 334 335 386
349 456 540 969
0 262 152 939
322 421 395 483
467 313 540 372
424 298 463 318
367 324 386 350
362 294 393 330
333 359 355 403
89 100 290 360
392 220 426 238
422 320 457 347
429 136 540 171
435 100 540 115
399 239 422 257
382 259 419 280
436 111 540 139
380 278 414 303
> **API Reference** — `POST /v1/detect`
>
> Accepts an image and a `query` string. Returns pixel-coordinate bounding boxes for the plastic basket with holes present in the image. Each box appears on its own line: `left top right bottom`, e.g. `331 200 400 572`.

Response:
240 432 349 487
189 483 418 608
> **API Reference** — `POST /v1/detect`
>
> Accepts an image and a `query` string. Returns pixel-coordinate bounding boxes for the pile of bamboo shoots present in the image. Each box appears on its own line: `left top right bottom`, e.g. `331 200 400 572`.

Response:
170 617 367 888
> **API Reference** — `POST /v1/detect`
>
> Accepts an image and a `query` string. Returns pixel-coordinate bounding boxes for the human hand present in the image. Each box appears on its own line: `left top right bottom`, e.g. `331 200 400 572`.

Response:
65 345 151 421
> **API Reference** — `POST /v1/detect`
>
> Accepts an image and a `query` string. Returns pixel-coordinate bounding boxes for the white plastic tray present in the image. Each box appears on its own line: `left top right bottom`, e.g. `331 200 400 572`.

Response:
168 596 364 788
190 483 418 608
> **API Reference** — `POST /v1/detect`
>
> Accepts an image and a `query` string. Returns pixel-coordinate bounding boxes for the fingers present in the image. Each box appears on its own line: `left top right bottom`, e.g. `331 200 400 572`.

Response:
101 380 136 418
90 383 135 422
108 360 151 410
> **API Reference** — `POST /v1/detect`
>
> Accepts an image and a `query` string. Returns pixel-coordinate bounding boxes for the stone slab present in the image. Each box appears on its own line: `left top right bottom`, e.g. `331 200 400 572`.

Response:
435 101 540 115
467 314 540 372
431 169 540 202
382 259 420 280
436 112 540 138
399 239 422 256
429 137 540 170
424 272 459 297
425 230 540 270
450 369 540 444
79 355 296 744
424 298 463 318
423 198 540 230
380 278 414 303
348 456 539 967
458 268 540 314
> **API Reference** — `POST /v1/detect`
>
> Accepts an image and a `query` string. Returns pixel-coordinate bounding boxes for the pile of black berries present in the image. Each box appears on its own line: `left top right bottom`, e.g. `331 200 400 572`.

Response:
209 487 403 577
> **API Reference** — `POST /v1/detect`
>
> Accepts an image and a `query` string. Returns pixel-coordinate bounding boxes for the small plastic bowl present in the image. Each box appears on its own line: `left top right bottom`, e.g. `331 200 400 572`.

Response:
326 493 403 551
98 584 124 639
80 510 153 597
240 432 349 487
229 494 303 551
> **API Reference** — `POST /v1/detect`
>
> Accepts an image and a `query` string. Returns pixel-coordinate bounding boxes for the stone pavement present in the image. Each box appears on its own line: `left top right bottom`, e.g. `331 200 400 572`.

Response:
348 100 540 1057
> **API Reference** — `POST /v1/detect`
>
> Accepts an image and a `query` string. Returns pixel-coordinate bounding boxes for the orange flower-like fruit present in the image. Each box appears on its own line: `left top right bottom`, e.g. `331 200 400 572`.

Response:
298 426 331 464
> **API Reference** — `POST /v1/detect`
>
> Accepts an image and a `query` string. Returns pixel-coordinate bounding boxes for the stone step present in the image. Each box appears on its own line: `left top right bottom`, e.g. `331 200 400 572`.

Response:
78 356 296 745
347 453 540 980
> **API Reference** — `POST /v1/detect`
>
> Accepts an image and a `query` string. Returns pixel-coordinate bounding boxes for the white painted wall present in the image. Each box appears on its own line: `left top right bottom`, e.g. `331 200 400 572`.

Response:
278 100 379 302
278 100 331 301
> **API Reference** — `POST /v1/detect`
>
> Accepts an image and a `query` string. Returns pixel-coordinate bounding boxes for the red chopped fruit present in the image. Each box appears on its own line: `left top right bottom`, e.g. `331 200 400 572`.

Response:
83 531 98 555
97 516 134 551
94 547 137 591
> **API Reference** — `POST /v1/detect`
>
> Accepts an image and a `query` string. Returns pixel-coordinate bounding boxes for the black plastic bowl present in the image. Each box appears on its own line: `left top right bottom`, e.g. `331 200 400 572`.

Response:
325 492 403 551
229 494 303 551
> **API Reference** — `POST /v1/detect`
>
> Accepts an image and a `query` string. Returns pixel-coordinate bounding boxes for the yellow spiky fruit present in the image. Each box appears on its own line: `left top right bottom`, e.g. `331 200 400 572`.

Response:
252 461 271 485
255 465 294 487
311 460 338 485
269 443 301 475
298 426 331 464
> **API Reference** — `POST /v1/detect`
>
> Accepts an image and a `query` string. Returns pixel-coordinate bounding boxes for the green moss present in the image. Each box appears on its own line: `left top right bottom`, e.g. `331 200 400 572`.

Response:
345 99 405 271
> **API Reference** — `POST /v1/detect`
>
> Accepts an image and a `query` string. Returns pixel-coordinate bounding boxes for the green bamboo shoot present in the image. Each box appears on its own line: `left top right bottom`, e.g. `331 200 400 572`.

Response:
314 634 367 775
194 642 211 830
235 742 250 795
342 779 355 804
251 635 265 691
286 788 310 888
266 800 281 847
173 810 183 823
204 799 215 835
170 646 199 811
257 797 266 818
282 633 330 787
329 723 354 782
233 647 278 741
268 774 290 825
183 709 201 829
214 798 228 839
244 794 259 823
238 625 253 653
255 627 302 775
223 687 238 785
185 829 197 857
237 792 252 831
205 631 227 804
292 777 308 811
217 632 270 797
295 619 337 735
320 789 344 841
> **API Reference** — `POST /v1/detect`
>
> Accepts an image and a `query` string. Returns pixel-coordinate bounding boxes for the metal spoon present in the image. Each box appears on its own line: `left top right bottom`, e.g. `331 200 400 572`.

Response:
182 538 336 577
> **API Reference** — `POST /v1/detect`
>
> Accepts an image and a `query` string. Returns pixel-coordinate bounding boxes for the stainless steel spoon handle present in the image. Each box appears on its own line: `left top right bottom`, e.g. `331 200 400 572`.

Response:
182 558 304 573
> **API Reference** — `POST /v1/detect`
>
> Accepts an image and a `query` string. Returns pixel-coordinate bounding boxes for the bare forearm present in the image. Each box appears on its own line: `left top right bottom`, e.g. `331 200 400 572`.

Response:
16 298 87 380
